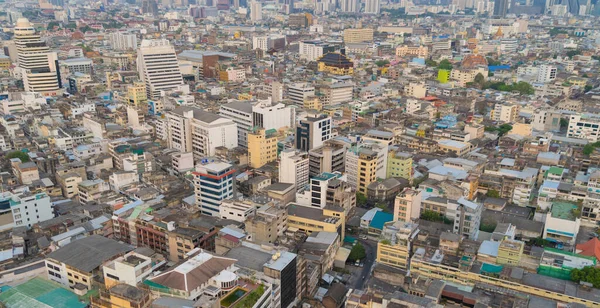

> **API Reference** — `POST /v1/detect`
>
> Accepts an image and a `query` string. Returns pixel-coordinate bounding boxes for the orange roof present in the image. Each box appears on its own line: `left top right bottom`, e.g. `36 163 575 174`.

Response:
576 237 600 260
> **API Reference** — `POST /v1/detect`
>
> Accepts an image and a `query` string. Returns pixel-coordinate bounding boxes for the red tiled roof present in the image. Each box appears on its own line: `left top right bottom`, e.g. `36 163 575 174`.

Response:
576 237 600 260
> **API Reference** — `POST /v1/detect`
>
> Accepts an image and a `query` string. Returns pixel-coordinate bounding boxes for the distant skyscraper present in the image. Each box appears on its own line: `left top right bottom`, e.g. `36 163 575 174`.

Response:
567 0 580 14
494 0 509 16
341 0 359 12
284 0 295 13
365 0 380 13
250 1 262 21
14 18 61 96
141 0 159 16
137 39 184 100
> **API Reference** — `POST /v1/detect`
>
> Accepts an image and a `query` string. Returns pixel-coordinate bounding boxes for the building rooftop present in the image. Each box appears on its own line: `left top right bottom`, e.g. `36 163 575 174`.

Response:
550 202 578 221
224 246 272 271
47 235 133 272
264 251 296 271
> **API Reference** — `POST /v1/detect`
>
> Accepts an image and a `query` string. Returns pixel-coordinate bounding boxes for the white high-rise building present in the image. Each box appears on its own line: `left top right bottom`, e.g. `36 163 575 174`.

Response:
137 39 184 100
194 160 234 216
0 191 54 230
250 1 262 21
567 114 600 142
287 82 315 105
165 106 238 159
365 0 380 14
252 36 269 51
298 41 332 61
109 31 138 50
220 98 294 148
14 18 61 96
279 149 310 191
341 0 359 12
537 64 557 83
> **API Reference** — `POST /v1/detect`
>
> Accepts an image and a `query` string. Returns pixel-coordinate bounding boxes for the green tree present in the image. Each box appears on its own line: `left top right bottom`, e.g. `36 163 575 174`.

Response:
566 49 582 59
560 118 569 129
47 21 59 31
486 189 500 198
64 22 77 29
420 210 444 222
375 60 390 67
349 242 366 261
79 25 92 33
479 223 497 233
512 81 535 95
438 59 453 70
123 12 130 18
474 73 485 85
486 57 501 66
7 151 30 163
585 85 593 92
425 59 438 67
571 266 600 288
356 193 367 206
375 202 389 212
529 237 551 247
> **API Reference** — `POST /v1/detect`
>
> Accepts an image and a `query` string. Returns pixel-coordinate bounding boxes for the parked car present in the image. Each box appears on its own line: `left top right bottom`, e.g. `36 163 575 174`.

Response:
355 259 360 266
359 235 367 240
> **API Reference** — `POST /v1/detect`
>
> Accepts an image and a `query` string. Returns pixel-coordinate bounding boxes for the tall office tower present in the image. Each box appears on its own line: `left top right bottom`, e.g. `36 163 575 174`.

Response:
296 115 332 151
341 0 359 12
193 160 235 216
250 1 263 21
365 0 380 13
284 0 295 13
14 18 61 96
567 0 580 14
137 39 183 100
141 0 159 16
493 0 508 16
537 64 557 83
108 32 138 50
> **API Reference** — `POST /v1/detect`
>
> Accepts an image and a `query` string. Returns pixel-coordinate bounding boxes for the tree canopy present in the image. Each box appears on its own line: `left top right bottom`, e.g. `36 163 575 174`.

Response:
356 193 367 206
438 59 453 70
375 60 390 67
7 151 30 163
571 266 600 288
349 242 366 261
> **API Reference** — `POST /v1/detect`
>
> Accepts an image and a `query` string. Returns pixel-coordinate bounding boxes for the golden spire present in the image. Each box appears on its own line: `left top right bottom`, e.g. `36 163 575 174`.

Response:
494 26 503 39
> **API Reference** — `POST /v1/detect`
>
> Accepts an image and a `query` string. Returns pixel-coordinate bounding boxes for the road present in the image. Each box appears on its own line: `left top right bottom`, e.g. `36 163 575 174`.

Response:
353 239 377 290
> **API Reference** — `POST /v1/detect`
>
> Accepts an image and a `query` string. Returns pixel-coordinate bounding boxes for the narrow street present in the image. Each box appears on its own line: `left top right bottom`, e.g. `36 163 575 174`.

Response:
354 239 377 290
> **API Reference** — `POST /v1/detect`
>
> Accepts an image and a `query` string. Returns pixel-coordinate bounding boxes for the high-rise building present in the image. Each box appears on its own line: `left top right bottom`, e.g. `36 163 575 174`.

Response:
345 142 388 195
296 115 332 151
0 191 54 230
340 0 359 12
537 64 557 83
248 128 278 168
137 39 183 100
14 18 61 96
165 106 238 159
109 31 138 50
394 188 422 222
308 140 348 177
141 0 159 16
343 28 374 43
250 1 262 21
279 149 310 191
567 114 600 142
288 82 316 104
219 99 294 148
193 160 235 216
493 0 509 17
365 0 380 14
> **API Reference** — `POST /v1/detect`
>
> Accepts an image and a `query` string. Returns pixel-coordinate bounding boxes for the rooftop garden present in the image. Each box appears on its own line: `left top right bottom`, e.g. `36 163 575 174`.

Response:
232 284 266 308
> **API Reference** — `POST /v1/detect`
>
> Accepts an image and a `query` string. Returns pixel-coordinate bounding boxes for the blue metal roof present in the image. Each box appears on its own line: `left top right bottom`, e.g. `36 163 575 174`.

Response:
369 211 394 230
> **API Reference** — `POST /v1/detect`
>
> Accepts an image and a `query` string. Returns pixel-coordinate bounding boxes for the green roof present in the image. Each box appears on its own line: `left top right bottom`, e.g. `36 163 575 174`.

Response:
543 247 597 263
546 166 564 176
550 202 578 221
369 211 394 230
481 263 503 274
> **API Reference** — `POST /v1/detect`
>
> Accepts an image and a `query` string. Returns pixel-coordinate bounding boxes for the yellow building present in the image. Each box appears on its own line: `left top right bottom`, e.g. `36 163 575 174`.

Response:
91 284 151 308
496 239 524 265
0 55 11 71
410 258 598 307
304 96 322 111
287 203 345 240
127 82 147 108
387 150 413 180
343 28 374 43
376 221 419 270
317 53 354 76
238 93 253 100
395 45 429 58
248 128 278 169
